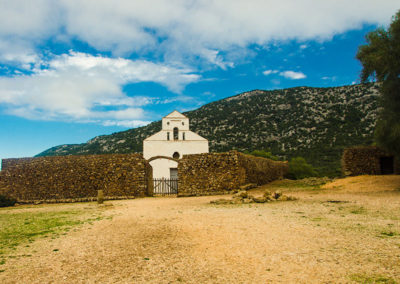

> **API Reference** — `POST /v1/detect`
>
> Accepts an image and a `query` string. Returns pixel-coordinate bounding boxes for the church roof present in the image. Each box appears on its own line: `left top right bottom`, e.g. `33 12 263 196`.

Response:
164 110 187 119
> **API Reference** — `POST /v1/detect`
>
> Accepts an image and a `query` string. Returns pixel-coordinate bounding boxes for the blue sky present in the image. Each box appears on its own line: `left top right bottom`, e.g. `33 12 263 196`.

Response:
0 1 398 159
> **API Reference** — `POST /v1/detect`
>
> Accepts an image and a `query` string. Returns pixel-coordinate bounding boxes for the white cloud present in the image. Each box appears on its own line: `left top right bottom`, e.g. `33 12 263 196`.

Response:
0 0 397 126
263 70 279 76
199 49 234 70
264 68 307 80
0 0 398 67
0 51 200 124
0 39 41 69
46 51 200 93
280 71 307 80
0 0 60 67
102 120 151 128
95 108 146 120
322 76 337 81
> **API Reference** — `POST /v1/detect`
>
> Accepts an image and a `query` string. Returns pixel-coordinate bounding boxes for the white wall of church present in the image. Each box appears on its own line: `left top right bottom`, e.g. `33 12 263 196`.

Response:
144 140 209 160
149 159 178 179
162 117 189 131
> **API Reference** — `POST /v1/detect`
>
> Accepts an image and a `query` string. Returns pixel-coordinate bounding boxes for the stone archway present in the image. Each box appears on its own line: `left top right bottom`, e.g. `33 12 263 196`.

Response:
147 156 179 179
147 155 178 163
147 156 179 195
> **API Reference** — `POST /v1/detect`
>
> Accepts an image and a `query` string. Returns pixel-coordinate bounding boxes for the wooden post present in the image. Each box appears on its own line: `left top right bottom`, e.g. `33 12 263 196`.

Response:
97 190 104 204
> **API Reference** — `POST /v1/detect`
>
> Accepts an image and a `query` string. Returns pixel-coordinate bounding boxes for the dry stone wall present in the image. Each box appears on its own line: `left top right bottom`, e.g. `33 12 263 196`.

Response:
1 158 33 171
0 150 289 201
0 154 153 203
342 146 399 176
178 151 288 197
237 153 289 185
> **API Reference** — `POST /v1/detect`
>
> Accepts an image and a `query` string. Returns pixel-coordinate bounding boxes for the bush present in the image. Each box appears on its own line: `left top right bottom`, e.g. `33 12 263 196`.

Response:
287 157 317 180
0 195 17 207
246 149 280 161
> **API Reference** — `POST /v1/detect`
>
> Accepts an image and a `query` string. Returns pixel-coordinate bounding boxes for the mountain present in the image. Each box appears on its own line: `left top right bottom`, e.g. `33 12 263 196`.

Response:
37 83 380 177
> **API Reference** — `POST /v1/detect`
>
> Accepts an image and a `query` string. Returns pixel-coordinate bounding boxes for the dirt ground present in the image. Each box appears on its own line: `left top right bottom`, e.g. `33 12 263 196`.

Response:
1 175 400 283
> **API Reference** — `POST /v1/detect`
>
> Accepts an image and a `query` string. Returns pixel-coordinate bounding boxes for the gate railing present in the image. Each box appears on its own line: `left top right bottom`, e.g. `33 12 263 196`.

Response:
153 178 178 196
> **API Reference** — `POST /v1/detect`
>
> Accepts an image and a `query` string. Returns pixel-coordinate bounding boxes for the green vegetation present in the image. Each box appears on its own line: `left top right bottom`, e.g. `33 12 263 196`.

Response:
357 10 400 158
287 157 317 179
245 149 281 161
0 195 16 208
350 273 397 284
380 231 399 238
37 83 380 177
0 207 103 265
349 206 367 215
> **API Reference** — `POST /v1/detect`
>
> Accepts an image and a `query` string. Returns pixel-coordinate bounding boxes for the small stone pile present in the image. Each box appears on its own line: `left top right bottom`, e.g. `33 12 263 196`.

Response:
210 190 296 205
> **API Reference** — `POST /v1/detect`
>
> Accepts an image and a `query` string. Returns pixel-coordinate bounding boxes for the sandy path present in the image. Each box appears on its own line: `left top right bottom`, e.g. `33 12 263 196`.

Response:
1 191 399 283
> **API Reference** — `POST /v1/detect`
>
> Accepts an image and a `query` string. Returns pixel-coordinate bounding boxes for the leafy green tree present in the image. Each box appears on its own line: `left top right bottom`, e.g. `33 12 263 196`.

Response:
287 157 317 180
356 10 400 156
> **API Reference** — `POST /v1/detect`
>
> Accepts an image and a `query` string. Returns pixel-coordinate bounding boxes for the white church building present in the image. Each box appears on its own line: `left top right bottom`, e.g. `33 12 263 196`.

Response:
143 110 209 179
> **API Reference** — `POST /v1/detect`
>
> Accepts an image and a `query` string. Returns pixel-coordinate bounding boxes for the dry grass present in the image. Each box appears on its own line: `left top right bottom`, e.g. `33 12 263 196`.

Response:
321 175 400 193
0 176 399 283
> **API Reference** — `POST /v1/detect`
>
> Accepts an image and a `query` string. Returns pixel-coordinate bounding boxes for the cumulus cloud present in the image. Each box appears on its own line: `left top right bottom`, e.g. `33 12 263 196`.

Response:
0 0 398 67
0 0 398 126
47 51 200 93
0 0 60 67
0 40 39 68
279 71 307 80
0 52 200 124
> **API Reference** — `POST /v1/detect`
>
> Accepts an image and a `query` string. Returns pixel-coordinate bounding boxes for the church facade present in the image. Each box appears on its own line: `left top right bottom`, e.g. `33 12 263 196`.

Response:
143 110 209 179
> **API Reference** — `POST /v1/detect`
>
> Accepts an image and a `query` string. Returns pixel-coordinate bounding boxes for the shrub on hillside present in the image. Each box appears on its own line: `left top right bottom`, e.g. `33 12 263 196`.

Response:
246 149 281 161
287 157 317 180
0 195 17 207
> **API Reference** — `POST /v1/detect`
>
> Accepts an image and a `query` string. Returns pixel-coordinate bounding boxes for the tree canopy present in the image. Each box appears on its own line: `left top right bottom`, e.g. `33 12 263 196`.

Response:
356 10 400 156
287 157 317 180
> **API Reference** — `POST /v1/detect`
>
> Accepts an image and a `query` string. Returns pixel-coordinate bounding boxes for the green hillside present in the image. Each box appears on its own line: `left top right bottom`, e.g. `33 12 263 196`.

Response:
37 83 380 177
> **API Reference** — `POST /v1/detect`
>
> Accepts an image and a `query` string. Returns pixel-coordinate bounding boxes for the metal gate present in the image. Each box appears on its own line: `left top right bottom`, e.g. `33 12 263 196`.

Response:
153 178 178 196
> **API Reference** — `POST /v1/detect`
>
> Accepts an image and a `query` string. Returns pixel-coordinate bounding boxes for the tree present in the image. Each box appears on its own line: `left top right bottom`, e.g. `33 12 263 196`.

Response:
286 157 317 180
356 10 400 157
